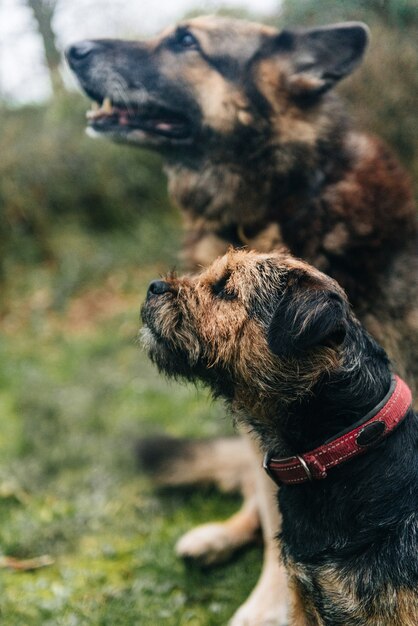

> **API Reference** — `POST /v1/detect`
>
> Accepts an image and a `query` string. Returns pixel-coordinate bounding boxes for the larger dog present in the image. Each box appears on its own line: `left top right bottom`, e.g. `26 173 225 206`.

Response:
66 15 418 625
141 248 418 625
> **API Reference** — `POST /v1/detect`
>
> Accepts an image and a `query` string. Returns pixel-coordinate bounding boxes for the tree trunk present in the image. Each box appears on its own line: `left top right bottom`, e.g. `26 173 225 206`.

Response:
26 0 64 94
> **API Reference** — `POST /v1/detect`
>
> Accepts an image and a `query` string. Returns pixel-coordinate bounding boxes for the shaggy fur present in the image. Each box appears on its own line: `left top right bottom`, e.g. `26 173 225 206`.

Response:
141 249 418 625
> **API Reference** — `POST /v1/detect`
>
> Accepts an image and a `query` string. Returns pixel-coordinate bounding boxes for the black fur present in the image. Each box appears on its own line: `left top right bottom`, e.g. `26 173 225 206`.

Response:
265 287 418 622
268 284 348 358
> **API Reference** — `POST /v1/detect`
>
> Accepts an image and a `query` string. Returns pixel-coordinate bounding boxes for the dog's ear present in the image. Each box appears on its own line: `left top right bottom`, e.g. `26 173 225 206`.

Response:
268 276 348 358
264 22 369 97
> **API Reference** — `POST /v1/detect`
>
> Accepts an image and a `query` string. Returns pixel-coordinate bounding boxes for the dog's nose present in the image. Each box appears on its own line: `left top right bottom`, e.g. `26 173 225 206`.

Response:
147 280 174 297
65 41 99 66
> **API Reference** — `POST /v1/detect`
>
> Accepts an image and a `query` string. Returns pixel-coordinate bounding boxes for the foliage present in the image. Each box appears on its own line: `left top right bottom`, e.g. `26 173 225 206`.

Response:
281 0 418 27
0 94 169 276
0 229 257 625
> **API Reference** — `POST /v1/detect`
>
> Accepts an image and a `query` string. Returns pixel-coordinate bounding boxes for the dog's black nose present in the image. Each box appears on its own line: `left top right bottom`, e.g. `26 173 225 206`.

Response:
65 41 99 66
147 280 174 297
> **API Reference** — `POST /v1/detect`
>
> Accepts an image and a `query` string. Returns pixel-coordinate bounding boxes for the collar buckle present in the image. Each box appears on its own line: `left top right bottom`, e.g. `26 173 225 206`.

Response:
296 455 313 481
263 452 313 485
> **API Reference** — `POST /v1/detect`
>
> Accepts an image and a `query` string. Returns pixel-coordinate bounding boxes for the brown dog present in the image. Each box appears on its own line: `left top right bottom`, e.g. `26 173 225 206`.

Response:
142 248 418 626
66 15 418 625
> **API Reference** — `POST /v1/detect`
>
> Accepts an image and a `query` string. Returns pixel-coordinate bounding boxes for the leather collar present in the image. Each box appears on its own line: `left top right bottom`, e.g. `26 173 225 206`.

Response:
264 375 413 486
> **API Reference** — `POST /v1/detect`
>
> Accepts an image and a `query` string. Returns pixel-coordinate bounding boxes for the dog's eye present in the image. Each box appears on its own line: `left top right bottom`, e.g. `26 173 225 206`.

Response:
212 274 237 301
174 30 199 50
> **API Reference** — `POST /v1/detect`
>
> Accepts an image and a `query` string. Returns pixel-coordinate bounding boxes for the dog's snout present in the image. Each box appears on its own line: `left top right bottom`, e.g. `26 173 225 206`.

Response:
65 40 99 66
147 280 174 297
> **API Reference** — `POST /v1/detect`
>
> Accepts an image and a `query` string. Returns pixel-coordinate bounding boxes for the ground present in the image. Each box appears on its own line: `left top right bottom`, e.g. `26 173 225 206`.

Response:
0 218 261 625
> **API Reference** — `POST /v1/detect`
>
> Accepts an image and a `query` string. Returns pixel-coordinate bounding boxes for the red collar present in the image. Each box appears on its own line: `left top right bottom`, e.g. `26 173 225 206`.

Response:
264 375 413 486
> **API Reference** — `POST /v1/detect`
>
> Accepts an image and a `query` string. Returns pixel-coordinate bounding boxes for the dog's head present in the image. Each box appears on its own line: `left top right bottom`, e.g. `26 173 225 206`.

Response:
66 15 368 154
141 249 355 417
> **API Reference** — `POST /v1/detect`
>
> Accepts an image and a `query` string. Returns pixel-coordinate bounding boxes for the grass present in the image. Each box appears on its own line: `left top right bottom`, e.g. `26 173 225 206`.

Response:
0 216 262 625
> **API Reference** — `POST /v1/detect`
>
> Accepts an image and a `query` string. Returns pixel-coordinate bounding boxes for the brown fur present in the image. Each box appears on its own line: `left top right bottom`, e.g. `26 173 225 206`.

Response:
286 562 418 626
142 249 346 438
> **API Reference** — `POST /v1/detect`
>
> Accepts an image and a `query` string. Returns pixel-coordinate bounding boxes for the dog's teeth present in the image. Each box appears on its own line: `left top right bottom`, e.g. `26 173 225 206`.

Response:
102 97 113 113
86 98 114 120
86 101 101 119
238 110 253 126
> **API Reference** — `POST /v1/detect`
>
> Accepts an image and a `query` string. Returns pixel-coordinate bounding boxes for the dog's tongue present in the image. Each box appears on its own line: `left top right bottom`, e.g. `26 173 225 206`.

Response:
118 111 130 126
155 121 174 132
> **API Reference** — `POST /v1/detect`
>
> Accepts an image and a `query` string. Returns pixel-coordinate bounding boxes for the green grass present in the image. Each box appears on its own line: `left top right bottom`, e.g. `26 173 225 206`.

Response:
0 220 261 625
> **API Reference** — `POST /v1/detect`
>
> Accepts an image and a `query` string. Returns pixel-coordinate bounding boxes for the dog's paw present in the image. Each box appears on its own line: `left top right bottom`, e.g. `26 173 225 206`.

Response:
176 522 251 566
229 595 288 626
228 561 288 626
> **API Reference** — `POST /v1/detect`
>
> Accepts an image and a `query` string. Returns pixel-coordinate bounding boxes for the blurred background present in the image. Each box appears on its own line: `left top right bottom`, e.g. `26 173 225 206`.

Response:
0 1 417 624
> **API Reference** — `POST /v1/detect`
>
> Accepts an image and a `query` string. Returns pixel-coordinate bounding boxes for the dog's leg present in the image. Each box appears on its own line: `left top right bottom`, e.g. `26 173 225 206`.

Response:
137 433 263 565
176 491 260 566
230 436 289 626
175 434 261 566
287 577 318 626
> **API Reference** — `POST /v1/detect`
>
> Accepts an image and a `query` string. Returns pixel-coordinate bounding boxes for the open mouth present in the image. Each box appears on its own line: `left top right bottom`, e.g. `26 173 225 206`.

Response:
86 97 191 140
